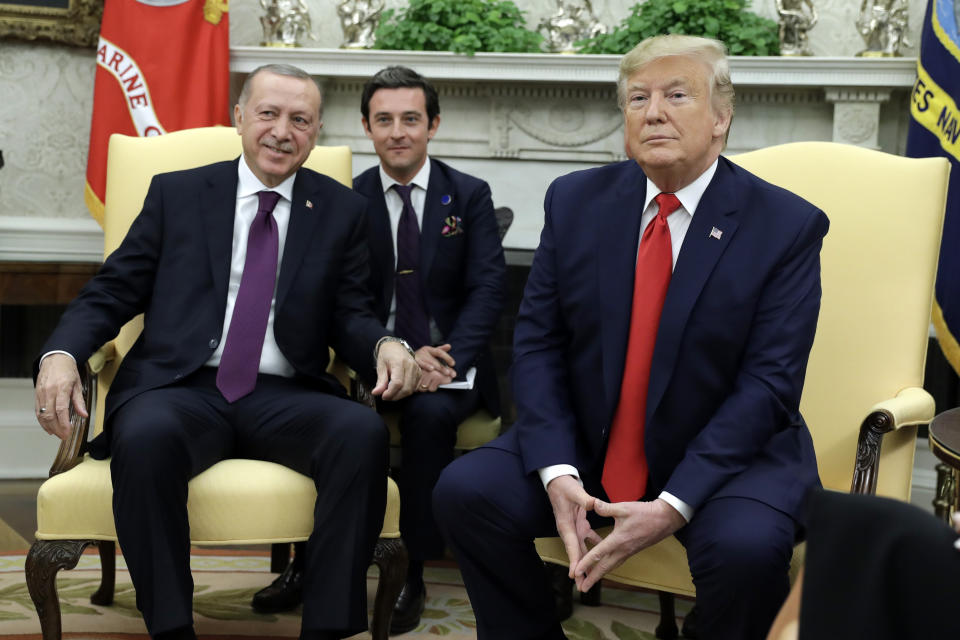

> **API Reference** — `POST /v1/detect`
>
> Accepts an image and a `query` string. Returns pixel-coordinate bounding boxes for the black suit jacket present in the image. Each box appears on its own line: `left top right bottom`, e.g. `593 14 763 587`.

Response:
39 159 386 448
352 158 506 415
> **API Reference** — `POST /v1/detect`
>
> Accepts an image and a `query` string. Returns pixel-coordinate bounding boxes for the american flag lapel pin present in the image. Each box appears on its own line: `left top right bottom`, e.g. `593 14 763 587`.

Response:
305 200 314 210
709 226 722 240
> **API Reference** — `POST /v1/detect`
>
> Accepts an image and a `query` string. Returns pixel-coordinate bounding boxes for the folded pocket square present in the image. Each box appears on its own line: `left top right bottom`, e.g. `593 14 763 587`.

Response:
441 216 464 237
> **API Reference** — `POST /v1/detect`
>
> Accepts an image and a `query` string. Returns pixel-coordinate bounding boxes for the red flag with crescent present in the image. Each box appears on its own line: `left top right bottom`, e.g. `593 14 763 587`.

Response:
84 0 230 225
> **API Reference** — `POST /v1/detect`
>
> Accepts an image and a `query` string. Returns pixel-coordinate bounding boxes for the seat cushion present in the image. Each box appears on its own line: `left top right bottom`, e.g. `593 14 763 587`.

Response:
36 456 400 544
535 529 805 597
384 408 501 451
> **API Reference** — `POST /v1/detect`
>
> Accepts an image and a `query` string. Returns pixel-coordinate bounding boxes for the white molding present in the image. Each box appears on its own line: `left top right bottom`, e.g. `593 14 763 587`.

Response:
230 47 918 89
0 216 103 263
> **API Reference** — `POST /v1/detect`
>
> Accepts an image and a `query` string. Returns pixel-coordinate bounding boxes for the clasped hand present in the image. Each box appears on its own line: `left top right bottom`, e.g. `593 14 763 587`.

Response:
34 353 87 440
371 340 423 400
414 344 456 392
546 475 687 593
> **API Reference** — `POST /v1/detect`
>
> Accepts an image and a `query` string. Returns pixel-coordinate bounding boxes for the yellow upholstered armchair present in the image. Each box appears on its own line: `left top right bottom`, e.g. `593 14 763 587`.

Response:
24 127 406 640
536 142 950 637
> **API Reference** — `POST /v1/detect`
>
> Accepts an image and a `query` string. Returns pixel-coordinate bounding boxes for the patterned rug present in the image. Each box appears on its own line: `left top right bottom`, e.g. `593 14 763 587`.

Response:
0 550 690 639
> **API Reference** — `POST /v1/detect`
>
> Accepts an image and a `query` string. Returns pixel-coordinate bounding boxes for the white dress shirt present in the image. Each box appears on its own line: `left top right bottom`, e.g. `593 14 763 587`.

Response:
376 159 435 337
204 157 297 377
538 159 720 523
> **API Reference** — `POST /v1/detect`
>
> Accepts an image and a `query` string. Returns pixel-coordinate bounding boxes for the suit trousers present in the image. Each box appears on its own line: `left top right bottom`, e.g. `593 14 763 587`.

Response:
105 368 388 638
387 386 480 566
433 445 796 640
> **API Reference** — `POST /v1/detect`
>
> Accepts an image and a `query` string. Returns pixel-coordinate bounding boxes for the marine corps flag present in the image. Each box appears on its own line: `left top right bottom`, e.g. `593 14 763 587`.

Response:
908 0 960 374
84 0 230 225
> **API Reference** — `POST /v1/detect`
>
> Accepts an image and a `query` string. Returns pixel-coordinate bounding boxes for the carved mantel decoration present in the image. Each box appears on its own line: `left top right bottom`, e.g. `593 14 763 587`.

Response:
0 0 102 47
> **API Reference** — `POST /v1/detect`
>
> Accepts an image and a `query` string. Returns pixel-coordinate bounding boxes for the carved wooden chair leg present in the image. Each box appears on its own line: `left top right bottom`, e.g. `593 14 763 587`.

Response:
26 539 94 640
90 541 116 605
270 542 292 573
369 537 408 640
655 590 679 639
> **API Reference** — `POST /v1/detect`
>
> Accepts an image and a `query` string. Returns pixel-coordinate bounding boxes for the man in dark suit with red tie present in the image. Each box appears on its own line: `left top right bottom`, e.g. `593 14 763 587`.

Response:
433 35 829 639
33 64 421 640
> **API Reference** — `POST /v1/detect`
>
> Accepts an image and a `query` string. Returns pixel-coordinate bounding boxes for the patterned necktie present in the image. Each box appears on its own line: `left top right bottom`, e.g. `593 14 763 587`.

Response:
392 184 430 350
602 192 682 502
216 190 282 403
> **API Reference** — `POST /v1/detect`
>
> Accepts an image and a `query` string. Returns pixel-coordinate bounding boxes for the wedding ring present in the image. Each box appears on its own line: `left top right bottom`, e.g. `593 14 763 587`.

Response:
420 384 428 389
39 407 47 413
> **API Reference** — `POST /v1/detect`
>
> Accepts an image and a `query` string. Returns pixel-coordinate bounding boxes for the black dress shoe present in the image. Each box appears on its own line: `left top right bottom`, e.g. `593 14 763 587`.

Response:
390 580 426 635
251 561 303 613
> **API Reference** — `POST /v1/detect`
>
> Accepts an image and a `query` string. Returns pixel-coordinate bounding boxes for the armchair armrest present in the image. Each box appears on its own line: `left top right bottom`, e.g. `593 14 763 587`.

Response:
48 342 117 477
327 348 375 409
867 387 935 429
850 387 935 495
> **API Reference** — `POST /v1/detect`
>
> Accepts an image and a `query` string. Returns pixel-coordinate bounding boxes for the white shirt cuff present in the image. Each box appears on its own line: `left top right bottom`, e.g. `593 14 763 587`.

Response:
658 491 694 523
538 464 582 490
40 350 76 366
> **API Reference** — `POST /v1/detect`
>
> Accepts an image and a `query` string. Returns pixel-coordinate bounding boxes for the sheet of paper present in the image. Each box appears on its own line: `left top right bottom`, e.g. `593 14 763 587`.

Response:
438 366 477 390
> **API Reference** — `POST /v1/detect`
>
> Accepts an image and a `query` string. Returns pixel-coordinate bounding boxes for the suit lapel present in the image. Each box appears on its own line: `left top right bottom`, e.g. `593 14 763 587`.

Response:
420 159 450 286
276 170 323 309
644 158 743 421
365 172 395 316
599 162 648 422
200 160 240 308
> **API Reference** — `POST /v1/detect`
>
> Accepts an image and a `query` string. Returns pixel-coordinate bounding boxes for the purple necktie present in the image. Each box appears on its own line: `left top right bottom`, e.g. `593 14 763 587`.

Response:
392 184 430 350
216 190 281 402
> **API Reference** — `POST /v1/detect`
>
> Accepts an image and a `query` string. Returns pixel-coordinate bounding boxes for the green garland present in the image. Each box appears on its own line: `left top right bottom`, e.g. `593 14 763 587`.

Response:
374 0 542 55
579 0 780 56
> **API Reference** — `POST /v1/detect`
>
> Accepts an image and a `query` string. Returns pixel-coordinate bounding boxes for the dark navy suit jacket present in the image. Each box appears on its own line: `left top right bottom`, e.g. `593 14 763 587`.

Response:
38 159 386 451
495 156 828 521
352 158 506 416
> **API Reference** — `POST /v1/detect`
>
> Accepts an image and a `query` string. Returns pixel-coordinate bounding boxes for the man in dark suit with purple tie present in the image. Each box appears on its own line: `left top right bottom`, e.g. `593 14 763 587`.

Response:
433 35 829 639
33 64 421 640
353 66 506 633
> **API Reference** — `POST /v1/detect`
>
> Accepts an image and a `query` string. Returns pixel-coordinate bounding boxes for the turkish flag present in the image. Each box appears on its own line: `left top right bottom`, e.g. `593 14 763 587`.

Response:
84 0 231 225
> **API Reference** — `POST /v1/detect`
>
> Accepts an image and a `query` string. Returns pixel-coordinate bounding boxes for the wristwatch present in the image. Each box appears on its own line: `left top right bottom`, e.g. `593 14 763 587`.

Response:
374 336 416 362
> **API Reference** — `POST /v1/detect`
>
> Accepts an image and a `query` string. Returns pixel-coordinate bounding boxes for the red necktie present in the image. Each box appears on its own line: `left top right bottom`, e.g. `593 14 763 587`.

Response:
216 190 281 402
602 192 681 502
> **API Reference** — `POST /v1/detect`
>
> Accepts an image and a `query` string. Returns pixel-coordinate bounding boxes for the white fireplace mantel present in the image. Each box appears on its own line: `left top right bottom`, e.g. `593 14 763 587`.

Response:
228 48 917 251
230 46 917 90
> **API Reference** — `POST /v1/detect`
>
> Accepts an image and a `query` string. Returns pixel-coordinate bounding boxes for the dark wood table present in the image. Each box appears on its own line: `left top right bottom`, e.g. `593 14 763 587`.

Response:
928 407 960 523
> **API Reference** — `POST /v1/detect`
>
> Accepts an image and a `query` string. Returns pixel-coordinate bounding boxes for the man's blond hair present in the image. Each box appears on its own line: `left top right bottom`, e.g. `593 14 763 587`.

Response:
617 34 735 121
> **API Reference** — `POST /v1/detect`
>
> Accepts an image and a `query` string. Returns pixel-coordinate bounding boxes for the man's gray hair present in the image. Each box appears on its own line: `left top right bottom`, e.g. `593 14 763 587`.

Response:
616 34 735 120
238 63 323 120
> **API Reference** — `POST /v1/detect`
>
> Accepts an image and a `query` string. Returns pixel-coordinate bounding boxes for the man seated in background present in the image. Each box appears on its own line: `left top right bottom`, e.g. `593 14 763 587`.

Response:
34 63 420 640
433 34 829 640
251 65 506 634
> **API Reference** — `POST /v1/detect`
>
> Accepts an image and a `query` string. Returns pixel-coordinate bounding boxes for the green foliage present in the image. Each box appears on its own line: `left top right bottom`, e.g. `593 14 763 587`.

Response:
374 0 542 55
578 0 780 56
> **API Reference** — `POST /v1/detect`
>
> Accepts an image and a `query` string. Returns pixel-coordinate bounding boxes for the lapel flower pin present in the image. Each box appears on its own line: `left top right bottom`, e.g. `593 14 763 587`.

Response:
441 215 464 237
